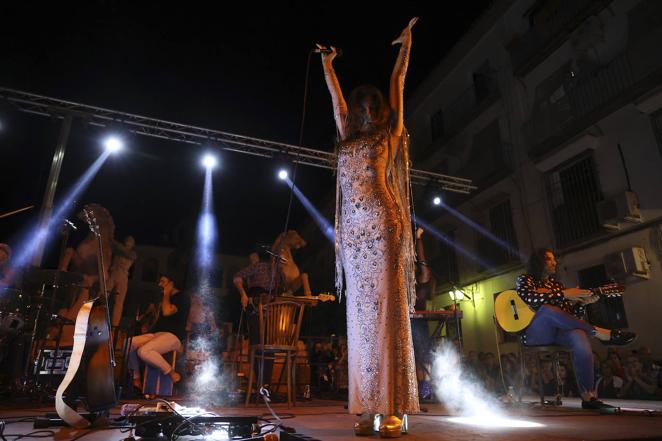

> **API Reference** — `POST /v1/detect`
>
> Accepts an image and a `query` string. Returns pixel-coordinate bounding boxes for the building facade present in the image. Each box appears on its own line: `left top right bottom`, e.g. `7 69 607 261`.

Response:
407 0 662 355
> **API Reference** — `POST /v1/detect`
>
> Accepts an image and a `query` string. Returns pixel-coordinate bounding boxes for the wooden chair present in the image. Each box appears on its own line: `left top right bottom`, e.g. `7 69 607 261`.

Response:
245 300 305 408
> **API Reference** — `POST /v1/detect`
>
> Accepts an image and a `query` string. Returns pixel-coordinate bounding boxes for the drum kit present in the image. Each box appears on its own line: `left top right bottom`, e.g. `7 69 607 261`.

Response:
0 268 85 398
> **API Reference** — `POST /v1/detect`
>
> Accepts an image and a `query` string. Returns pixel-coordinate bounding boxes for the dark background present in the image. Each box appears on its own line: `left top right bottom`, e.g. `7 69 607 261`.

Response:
0 1 491 259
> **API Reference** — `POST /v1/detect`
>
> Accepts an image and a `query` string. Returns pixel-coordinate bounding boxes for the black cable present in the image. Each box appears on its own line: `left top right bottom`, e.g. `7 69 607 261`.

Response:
1 430 56 440
67 426 134 441
280 48 316 237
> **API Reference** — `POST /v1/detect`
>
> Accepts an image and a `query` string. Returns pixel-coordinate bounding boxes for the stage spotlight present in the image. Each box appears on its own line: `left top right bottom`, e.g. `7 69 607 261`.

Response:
103 136 123 153
278 169 289 180
202 154 218 169
433 196 442 206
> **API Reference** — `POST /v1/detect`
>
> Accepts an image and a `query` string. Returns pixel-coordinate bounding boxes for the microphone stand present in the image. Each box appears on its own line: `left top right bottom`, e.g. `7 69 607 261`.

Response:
451 285 465 353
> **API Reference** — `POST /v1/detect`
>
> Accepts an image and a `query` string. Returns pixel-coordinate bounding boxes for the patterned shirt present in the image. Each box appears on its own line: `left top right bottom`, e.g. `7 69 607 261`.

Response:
233 262 281 294
515 273 586 343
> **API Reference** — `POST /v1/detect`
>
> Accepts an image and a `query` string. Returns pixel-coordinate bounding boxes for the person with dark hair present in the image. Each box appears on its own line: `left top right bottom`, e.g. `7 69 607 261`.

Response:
516 248 636 409
128 273 191 390
233 247 282 311
233 248 283 393
318 17 419 438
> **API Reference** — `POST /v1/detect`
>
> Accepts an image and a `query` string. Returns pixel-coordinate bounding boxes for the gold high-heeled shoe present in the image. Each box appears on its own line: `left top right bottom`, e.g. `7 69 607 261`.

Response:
379 415 402 438
354 414 375 436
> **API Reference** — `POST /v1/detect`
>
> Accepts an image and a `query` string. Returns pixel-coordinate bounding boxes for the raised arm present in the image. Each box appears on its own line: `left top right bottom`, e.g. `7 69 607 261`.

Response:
389 17 417 138
415 227 431 284
317 44 348 140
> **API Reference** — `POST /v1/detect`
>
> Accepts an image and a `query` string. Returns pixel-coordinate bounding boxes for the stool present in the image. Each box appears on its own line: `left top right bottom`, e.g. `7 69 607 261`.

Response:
520 344 574 405
143 351 177 396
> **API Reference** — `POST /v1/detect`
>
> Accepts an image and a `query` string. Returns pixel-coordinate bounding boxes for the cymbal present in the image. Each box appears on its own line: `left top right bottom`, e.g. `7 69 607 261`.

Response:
24 268 84 287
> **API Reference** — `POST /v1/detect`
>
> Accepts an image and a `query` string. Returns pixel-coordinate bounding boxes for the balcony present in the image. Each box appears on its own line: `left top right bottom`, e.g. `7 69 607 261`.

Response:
508 0 611 77
525 50 662 159
426 77 500 156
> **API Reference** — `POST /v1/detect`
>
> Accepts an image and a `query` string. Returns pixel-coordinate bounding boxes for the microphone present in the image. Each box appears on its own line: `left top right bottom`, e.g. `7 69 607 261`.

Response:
63 219 77 230
314 47 343 57
260 245 288 263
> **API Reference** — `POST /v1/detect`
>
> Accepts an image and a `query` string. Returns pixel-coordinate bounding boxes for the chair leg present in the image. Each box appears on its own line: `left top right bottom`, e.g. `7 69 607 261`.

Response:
518 350 525 403
536 353 544 405
294 353 298 406
553 352 562 405
286 352 291 408
245 349 255 407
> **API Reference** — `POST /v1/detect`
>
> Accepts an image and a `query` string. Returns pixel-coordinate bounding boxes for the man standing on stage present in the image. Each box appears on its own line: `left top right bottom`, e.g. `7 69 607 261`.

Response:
516 248 636 409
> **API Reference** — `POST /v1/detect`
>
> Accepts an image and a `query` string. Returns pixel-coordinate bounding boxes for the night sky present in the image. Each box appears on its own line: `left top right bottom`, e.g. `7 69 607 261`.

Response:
0 1 491 259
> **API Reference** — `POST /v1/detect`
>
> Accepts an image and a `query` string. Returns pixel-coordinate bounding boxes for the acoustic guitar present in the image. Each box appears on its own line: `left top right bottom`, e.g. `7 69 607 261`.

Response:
494 283 624 333
55 207 116 428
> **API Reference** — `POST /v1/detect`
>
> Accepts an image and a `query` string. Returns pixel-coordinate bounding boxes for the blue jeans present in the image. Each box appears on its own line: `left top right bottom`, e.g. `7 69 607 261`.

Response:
524 305 595 395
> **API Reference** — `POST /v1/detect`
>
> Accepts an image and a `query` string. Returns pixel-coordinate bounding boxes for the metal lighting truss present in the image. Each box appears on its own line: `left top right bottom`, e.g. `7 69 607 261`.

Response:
0 87 477 193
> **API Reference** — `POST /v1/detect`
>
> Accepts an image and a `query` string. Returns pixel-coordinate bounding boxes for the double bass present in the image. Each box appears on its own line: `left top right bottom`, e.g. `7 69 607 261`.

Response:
55 207 116 428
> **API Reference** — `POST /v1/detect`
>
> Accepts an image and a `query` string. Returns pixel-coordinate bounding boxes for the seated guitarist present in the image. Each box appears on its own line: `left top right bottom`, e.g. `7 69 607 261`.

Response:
233 247 283 392
516 248 636 409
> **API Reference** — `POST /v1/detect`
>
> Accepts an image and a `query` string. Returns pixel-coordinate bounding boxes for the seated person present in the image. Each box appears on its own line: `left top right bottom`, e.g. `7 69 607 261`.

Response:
516 248 636 409
233 247 283 391
128 273 190 390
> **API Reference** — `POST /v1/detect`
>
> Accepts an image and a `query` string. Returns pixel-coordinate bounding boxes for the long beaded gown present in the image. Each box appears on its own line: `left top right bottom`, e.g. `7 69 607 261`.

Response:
335 127 419 416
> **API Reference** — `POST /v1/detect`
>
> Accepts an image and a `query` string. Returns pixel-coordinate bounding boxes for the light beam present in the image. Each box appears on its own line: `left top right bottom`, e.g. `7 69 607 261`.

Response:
283 177 334 244
435 200 523 260
433 343 544 429
11 149 112 271
414 215 494 271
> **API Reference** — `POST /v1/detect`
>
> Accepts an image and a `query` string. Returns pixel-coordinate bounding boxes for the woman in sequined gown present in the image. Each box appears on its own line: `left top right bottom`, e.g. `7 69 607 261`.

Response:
318 17 419 437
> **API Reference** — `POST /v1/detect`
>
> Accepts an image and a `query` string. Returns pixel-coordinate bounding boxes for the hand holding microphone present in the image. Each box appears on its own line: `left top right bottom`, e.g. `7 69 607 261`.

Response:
315 43 342 59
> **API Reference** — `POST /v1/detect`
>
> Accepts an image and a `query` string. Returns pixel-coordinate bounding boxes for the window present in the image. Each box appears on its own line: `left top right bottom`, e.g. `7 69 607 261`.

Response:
546 154 603 246
473 61 495 103
430 108 445 141
488 199 520 264
577 264 629 329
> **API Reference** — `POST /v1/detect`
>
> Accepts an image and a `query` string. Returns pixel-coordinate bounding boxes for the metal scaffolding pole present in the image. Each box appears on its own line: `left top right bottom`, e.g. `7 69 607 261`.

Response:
0 86 477 194
32 114 73 266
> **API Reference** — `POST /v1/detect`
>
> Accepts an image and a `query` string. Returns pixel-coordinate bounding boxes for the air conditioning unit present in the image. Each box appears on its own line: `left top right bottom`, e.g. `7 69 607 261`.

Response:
597 191 642 230
605 246 650 280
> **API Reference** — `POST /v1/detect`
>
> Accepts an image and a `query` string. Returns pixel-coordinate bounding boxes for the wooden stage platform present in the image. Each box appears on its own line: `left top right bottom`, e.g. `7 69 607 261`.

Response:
1 396 661 440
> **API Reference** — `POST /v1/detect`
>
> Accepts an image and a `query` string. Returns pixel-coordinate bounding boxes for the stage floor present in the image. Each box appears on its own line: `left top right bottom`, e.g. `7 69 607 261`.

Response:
1 396 661 440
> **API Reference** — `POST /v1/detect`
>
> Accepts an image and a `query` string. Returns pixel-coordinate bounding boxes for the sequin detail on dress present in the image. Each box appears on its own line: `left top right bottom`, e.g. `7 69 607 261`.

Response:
337 129 419 416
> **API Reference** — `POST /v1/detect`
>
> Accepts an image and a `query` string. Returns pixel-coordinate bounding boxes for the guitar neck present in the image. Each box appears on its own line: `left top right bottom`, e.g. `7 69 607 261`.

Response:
590 284 624 297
